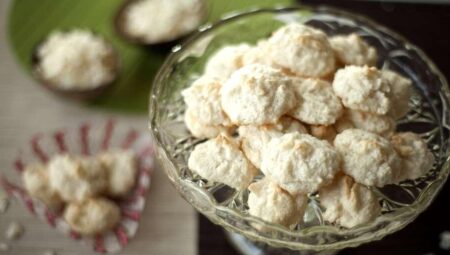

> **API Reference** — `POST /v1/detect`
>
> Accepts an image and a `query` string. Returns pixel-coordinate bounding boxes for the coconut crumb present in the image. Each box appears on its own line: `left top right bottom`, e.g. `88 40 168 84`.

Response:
0 242 10 251
5 222 24 240
0 197 9 214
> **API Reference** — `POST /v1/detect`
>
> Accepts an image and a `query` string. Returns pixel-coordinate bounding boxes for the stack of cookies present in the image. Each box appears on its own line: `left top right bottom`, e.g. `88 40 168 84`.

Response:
23 150 137 235
183 23 434 229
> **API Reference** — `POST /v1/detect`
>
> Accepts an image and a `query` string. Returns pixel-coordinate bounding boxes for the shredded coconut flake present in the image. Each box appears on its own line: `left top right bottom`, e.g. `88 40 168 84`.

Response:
123 0 205 43
36 29 117 89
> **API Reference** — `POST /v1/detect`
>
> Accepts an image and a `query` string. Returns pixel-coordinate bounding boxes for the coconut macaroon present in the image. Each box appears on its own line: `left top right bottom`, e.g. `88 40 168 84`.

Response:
248 178 307 228
289 78 343 125
391 132 435 182
261 133 341 194
35 29 118 90
99 150 137 198
64 198 120 236
334 129 402 187
309 125 337 144
121 0 205 44
239 117 308 168
266 23 335 78
184 108 232 139
241 40 273 66
204 44 251 81
188 135 257 190
319 174 381 228
48 155 108 202
221 64 296 125
23 163 62 209
332 65 391 115
182 76 230 126
330 33 377 67
335 109 396 137
272 116 309 134
181 22 432 231
382 70 413 119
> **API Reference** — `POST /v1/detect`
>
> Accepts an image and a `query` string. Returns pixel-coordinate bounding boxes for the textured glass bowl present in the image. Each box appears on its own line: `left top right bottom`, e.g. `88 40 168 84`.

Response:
148 6 450 251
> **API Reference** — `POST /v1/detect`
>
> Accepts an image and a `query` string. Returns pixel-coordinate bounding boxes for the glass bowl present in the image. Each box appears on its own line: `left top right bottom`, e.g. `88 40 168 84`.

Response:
148 5 450 251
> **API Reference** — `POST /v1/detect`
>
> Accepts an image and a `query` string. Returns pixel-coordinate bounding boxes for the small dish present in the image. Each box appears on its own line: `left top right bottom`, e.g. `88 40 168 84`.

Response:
114 0 207 47
31 29 120 101
1 119 154 253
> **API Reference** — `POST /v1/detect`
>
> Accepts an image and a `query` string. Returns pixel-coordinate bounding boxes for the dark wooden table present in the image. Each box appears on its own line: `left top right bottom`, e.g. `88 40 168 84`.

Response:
198 1 450 254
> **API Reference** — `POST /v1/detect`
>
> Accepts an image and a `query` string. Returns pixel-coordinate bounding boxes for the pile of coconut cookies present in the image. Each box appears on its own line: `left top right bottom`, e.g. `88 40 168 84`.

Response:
183 23 435 229
22 150 137 235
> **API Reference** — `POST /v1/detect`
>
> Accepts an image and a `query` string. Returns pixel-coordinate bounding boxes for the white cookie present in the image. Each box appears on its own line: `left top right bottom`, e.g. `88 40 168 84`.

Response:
330 33 377 66
23 163 62 209
391 132 434 182
334 109 396 137
382 70 413 119
221 64 296 125
319 174 381 228
182 75 230 126
204 43 251 81
266 23 335 78
188 135 257 190
309 125 337 144
248 178 307 227
276 116 309 134
334 129 402 187
289 78 343 125
333 65 391 115
64 197 120 235
242 40 273 66
48 155 108 202
261 133 340 194
239 117 307 168
99 150 137 197
184 108 232 139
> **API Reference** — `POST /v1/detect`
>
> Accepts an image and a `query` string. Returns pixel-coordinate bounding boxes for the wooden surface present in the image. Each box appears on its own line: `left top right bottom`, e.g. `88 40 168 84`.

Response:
0 0 198 254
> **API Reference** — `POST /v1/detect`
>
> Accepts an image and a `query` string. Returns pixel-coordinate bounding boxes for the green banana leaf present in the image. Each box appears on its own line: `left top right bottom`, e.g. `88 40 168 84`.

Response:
8 0 293 113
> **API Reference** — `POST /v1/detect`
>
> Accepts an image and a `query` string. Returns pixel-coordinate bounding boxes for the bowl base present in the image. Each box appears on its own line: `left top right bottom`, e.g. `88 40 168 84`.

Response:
225 231 339 255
